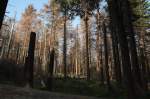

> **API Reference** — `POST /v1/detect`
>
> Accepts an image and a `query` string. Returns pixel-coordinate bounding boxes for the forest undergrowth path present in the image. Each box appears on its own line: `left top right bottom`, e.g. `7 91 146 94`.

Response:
0 84 102 99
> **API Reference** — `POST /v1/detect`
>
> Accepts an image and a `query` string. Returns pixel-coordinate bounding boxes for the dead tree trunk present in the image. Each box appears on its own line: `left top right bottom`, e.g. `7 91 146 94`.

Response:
47 48 55 91
24 32 36 88
63 8 67 80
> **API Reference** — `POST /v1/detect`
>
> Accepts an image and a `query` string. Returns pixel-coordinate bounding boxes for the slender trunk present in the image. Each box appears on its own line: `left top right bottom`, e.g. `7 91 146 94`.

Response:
16 43 20 64
139 30 148 91
96 13 100 73
47 49 55 91
100 44 104 84
7 20 15 58
63 8 67 79
103 22 111 89
84 12 90 80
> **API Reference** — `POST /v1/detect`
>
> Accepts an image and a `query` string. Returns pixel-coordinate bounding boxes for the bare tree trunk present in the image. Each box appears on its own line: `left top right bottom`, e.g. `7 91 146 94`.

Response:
24 32 36 88
16 43 20 64
100 44 104 84
103 22 111 90
47 48 55 91
7 19 15 58
84 12 90 80
63 8 67 80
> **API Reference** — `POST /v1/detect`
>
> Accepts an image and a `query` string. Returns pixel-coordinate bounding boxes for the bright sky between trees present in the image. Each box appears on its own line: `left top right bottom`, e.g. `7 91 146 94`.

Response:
6 0 80 27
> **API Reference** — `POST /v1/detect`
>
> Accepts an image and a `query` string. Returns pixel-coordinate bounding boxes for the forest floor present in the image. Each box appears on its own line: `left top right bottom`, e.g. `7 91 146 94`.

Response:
0 84 102 99
0 60 149 99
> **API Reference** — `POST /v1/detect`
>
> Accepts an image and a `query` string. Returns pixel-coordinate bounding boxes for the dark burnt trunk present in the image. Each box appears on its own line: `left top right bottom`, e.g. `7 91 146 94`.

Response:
63 8 67 80
47 48 55 91
24 32 36 88
0 0 8 31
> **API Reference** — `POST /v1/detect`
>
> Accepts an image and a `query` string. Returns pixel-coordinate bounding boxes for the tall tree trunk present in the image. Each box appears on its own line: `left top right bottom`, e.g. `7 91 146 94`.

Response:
138 30 148 91
103 22 111 90
119 0 142 89
140 47 148 91
0 0 8 31
63 8 67 80
47 48 55 91
24 32 36 88
107 0 137 98
100 44 104 84
110 23 122 84
7 20 15 58
16 43 20 64
84 12 90 80
96 11 100 74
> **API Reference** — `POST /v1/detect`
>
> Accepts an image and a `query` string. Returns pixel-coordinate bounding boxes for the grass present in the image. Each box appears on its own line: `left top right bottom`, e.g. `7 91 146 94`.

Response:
0 77 150 99
36 78 150 99
38 78 127 99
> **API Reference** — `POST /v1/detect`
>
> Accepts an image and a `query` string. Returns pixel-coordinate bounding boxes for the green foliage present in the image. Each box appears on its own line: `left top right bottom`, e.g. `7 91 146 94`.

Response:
38 78 130 98
54 0 102 19
53 0 80 19
131 0 150 28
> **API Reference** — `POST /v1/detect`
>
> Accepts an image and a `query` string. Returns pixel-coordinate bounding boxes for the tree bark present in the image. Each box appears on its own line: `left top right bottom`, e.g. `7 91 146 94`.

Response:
120 0 142 89
84 12 90 81
24 32 36 88
103 22 111 89
110 22 122 84
107 0 137 98
47 48 55 91
0 0 8 31
63 8 67 80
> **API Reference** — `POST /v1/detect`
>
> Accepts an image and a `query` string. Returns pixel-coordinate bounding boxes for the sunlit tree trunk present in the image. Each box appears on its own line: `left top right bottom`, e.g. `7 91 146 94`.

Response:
7 19 15 58
16 43 20 64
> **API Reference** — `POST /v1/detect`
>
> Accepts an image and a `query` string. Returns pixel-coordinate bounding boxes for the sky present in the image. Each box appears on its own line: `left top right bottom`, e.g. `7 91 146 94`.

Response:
7 0 48 20
6 0 80 27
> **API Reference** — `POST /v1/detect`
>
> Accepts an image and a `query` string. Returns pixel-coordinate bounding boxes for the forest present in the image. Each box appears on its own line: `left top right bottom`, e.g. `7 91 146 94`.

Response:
0 0 150 99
